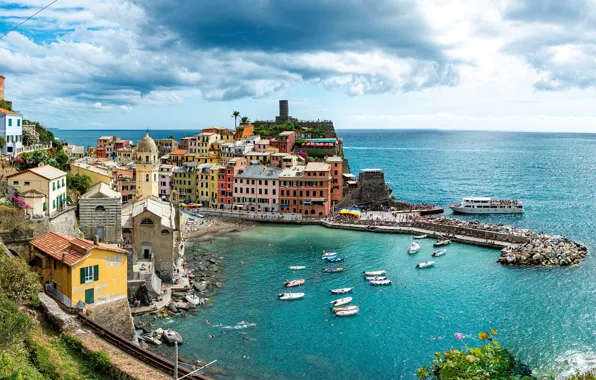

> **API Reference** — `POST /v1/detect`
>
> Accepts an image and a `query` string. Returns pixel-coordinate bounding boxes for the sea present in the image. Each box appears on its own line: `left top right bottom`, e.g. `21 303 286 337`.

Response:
52 129 596 379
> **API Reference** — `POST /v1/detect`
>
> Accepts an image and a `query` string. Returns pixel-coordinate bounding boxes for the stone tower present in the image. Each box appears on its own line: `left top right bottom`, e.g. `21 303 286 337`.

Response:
135 132 159 199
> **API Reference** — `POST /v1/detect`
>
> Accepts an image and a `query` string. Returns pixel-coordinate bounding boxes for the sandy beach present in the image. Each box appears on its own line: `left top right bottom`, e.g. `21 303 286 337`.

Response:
183 214 257 242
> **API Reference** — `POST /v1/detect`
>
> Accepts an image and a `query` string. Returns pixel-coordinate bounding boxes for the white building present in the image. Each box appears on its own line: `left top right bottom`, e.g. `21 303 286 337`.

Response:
0 107 23 156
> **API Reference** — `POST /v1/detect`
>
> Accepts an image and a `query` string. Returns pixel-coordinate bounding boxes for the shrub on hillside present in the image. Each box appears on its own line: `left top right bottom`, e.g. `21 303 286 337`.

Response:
0 255 42 304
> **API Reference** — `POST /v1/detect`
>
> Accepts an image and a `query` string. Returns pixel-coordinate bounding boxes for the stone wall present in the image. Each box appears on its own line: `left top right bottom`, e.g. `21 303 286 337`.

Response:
47 208 79 237
86 296 136 341
409 222 529 244
79 197 122 243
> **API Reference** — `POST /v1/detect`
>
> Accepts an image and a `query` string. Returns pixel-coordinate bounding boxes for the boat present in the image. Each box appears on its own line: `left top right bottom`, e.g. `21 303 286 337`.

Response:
363 270 386 276
323 267 344 273
335 309 359 317
449 196 524 214
142 335 162 345
331 305 359 312
370 279 392 286
284 279 305 287
329 287 354 294
414 234 428 239
416 261 435 269
185 294 204 305
321 251 337 258
408 241 421 254
278 293 305 300
326 256 344 262
432 249 447 257
434 240 451 247
365 276 387 281
289 266 306 270
330 297 352 306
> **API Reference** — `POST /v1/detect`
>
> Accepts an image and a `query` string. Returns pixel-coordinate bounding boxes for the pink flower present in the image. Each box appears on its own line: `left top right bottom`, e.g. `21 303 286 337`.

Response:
455 333 464 340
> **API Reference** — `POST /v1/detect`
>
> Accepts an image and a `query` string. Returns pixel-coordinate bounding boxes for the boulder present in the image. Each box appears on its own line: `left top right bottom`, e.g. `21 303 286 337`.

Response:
161 329 184 345
135 284 152 306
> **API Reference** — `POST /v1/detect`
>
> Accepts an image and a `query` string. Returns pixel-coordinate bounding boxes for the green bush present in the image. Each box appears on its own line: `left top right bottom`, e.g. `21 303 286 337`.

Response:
0 295 32 349
567 370 596 380
26 338 60 379
61 334 129 379
0 255 42 304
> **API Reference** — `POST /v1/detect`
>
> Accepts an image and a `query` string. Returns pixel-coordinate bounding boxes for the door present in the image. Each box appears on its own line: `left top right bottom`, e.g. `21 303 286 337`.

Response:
96 226 104 241
85 288 94 304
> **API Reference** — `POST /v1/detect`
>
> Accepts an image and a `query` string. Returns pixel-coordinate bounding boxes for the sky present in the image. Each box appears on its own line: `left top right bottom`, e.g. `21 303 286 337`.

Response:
1 0 596 132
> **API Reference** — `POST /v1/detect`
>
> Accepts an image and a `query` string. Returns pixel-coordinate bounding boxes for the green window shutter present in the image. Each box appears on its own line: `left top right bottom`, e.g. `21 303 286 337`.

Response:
80 267 85 284
94 265 99 281
8 119 11 127
17 119 20 126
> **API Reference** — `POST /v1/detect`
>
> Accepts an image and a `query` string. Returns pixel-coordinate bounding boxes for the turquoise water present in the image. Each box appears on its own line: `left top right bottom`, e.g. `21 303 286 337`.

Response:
53 129 596 377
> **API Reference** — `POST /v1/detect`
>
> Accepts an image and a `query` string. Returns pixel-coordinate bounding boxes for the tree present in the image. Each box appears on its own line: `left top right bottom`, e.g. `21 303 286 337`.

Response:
0 136 5 150
0 100 11 111
168 135 175 140
66 173 92 195
232 111 240 128
55 150 69 170
240 116 250 125
0 295 32 349
0 255 42 304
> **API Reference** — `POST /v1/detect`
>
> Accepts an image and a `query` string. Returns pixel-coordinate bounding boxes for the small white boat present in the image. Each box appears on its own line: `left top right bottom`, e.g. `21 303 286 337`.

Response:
434 240 451 247
363 270 386 276
335 309 359 317
142 335 162 345
408 241 421 254
185 294 203 305
414 234 428 239
278 293 305 300
321 251 337 258
365 276 387 281
370 279 392 286
331 305 359 312
289 266 306 270
330 297 352 306
432 249 447 257
416 261 435 269
329 287 353 294
284 279 305 288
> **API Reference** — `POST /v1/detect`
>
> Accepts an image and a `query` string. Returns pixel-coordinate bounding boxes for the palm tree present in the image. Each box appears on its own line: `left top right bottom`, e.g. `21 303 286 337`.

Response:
240 116 250 125
232 111 240 128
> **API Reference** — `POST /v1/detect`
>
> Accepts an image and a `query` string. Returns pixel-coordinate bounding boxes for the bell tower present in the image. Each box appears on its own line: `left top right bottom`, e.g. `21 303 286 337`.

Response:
135 132 159 199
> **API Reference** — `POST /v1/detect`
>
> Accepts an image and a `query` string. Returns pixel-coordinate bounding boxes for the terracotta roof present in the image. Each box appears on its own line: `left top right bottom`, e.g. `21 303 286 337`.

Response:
31 232 127 267
0 107 18 115
170 149 188 155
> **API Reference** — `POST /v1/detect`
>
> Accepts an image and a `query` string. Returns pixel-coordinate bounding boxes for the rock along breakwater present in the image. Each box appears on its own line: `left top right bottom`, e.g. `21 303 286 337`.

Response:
498 235 588 267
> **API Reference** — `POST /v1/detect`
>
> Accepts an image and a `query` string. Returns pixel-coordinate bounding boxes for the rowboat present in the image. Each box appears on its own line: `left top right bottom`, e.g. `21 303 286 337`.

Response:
365 276 387 281
370 279 392 285
323 267 344 273
432 249 447 257
284 279 305 287
335 309 359 317
289 266 306 270
326 256 344 262
363 270 386 276
331 305 359 312
278 293 305 300
434 240 451 247
329 287 353 294
330 297 352 306
408 241 421 254
414 234 428 239
416 261 435 269
321 251 337 258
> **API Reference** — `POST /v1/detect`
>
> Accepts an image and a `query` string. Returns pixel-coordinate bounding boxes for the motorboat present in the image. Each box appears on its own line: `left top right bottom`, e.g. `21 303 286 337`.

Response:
335 309 359 317
323 267 344 273
416 261 435 269
326 256 344 262
278 293 305 300
329 287 354 294
331 305 359 312
414 234 428 239
321 251 337 258
284 279 305 288
185 294 204 305
432 249 447 257
408 241 421 254
370 279 392 286
289 266 306 270
449 196 524 214
363 270 386 276
434 240 451 247
330 297 352 306
365 276 387 281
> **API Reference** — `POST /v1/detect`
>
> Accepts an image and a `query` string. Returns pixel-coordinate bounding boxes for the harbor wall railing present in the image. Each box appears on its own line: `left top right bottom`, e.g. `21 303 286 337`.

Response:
407 222 529 244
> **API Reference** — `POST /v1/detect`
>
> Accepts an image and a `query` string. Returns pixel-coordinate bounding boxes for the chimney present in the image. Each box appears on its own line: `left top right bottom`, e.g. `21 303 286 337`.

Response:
0 75 4 100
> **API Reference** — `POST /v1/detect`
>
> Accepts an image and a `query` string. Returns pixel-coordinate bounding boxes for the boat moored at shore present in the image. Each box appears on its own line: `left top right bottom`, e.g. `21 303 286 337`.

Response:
363 270 386 276
329 287 354 294
330 297 352 306
450 197 524 214
334 309 359 317
432 249 447 257
279 293 305 300
416 261 435 269
323 266 344 273
408 241 421 254
434 239 451 247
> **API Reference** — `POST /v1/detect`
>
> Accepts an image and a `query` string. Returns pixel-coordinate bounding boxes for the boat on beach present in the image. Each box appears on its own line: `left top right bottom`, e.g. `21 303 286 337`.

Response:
449 196 524 214
432 249 447 257
408 241 421 254
329 287 354 294
330 297 352 306
363 270 386 276
284 279 305 287
289 266 306 270
326 256 344 262
331 305 359 312
335 309 359 317
370 279 392 286
434 239 451 247
414 234 428 239
416 261 435 269
365 276 387 281
323 267 344 273
278 293 305 300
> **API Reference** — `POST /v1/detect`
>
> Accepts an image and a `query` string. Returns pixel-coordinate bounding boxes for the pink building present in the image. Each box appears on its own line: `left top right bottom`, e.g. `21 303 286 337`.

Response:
233 165 281 212
271 131 296 153
254 140 271 153
159 164 176 201
217 157 246 208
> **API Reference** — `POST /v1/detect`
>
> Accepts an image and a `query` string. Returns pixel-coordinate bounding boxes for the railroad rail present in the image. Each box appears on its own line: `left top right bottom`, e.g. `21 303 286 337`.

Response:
78 313 211 380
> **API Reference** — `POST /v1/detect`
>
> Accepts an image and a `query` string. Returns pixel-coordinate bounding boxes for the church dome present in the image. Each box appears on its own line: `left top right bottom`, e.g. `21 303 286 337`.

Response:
137 132 158 153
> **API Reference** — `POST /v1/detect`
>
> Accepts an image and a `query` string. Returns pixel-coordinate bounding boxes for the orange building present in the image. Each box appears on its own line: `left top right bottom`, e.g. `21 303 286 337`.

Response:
325 156 344 202
235 124 254 141
279 162 331 217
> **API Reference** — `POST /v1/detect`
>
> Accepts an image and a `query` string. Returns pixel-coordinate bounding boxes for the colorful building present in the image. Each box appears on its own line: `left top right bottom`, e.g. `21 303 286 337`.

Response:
279 162 331 217
325 156 344 202
0 106 23 156
168 149 188 166
159 164 175 201
271 131 296 154
233 165 281 212
8 164 68 216
235 124 254 141
196 163 212 206
30 232 128 307
173 162 197 202
156 138 179 156
244 151 271 166
217 157 246 208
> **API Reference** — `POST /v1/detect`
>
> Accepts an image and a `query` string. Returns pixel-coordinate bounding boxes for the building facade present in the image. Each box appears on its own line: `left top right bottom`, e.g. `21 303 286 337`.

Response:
0 107 23 156
79 182 122 243
217 157 246 208
134 132 159 199
8 164 68 216
233 165 280 212
279 163 331 217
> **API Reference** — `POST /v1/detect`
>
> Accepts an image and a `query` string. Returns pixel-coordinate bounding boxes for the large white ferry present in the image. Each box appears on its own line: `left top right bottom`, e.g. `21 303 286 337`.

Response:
449 197 524 214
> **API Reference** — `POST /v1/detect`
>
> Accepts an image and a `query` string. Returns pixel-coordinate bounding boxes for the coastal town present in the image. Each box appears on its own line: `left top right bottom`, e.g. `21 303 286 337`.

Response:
0 75 589 378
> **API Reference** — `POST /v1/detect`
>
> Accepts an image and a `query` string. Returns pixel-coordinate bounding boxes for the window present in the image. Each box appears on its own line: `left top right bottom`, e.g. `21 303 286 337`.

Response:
24 181 30 185
12 181 18 185
62 178 65 186
80 265 99 284
161 229 170 236
95 206 106 212
8 119 12 127
52 182 56 191
17 119 21 127
140 218 154 225
52 199 56 209
146 174 149 182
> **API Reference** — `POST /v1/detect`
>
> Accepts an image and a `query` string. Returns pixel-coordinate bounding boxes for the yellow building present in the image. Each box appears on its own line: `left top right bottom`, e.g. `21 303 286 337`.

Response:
196 132 220 156
30 232 128 307
208 164 223 206
244 151 271 165
70 162 113 187
7 164 68 217
196 163 211 206
135 132 160 199
173 162 197 202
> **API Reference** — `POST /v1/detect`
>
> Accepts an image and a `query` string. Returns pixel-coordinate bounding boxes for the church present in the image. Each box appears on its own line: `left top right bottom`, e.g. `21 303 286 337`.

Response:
122 132 179 289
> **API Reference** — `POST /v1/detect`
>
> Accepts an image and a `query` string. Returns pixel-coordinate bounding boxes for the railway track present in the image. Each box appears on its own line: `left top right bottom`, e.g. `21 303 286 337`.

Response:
78 314 211 380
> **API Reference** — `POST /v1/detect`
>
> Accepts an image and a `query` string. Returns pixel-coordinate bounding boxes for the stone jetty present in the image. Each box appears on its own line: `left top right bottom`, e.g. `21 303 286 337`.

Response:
498 235 588 267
